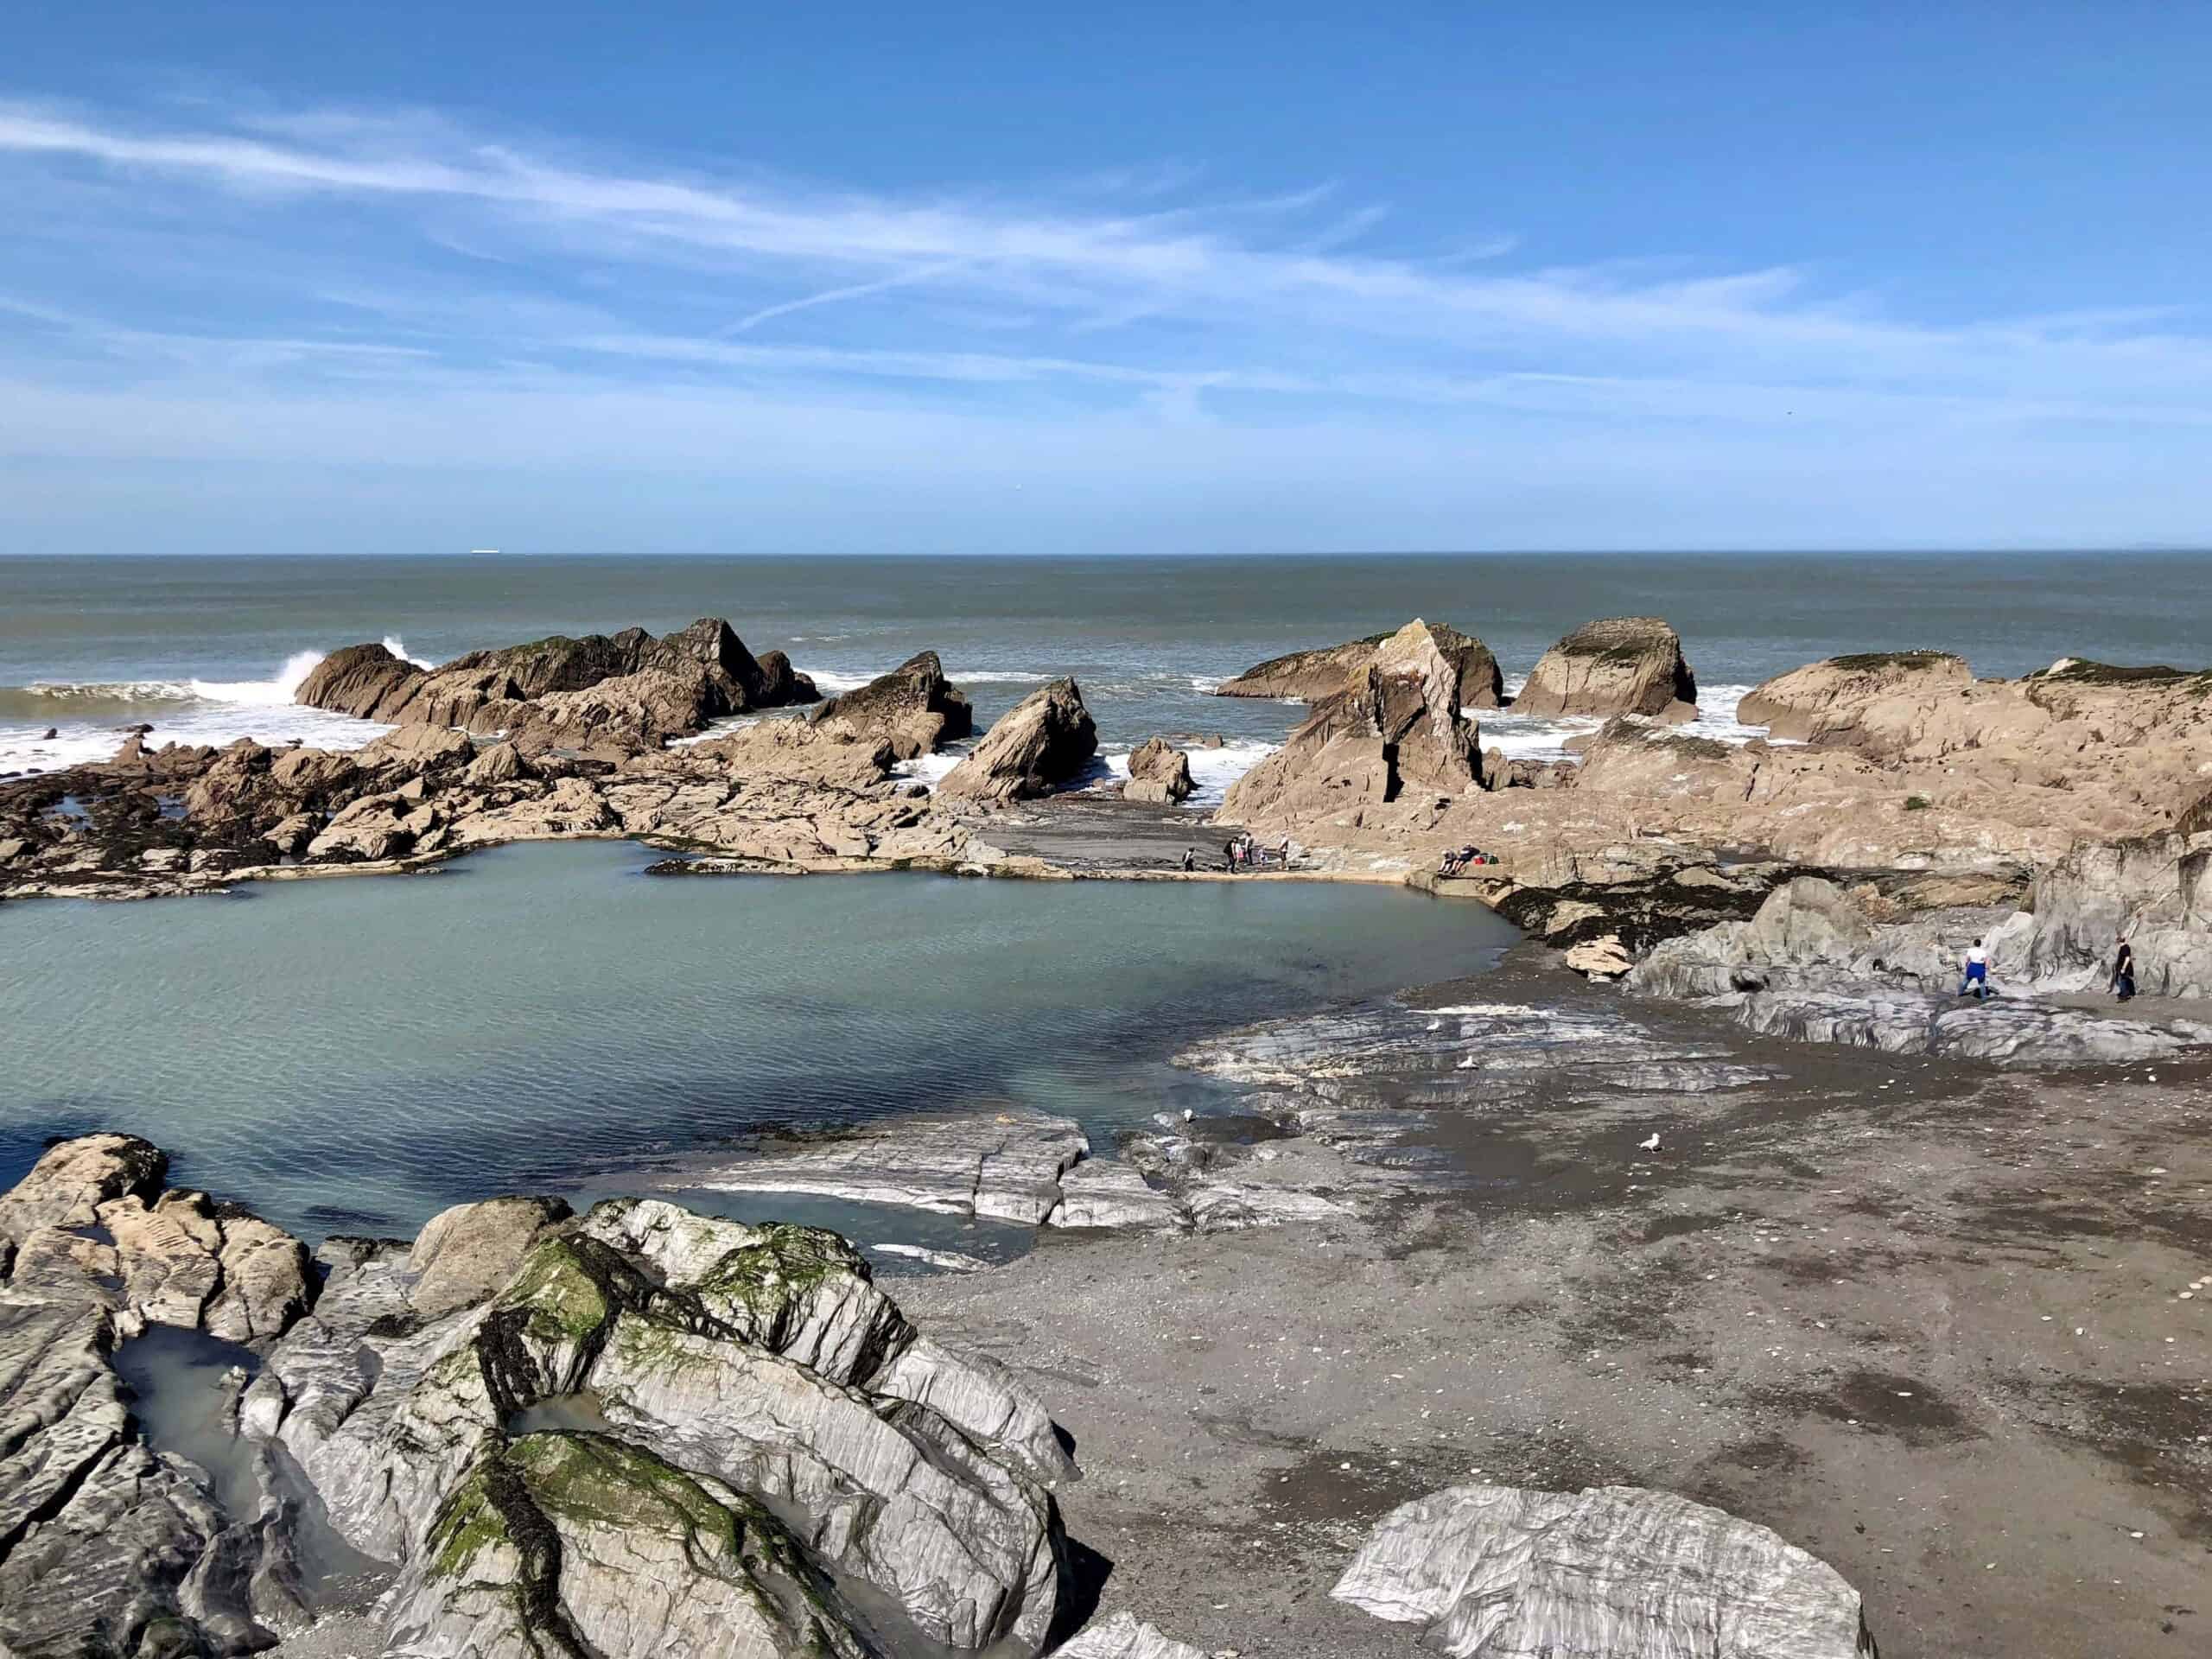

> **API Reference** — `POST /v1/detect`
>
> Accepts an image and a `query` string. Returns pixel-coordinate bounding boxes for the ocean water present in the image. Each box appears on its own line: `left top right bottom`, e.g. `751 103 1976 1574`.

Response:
0 839 1516 1240
7 551 2211 788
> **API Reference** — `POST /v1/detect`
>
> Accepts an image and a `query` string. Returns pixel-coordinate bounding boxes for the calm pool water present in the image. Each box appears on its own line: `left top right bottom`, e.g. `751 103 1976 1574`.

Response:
1 841 1514 1237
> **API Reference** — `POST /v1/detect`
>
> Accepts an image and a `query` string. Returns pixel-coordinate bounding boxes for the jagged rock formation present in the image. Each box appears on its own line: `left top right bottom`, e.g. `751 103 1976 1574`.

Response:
0 1136 317 1658
1515 615 1697 719
3 1143 1084 1659
1216 620 1505 708
1 696 974 899
1122 737 1194 804
939 678 1098 804
1332 1483 1876 1658
810 650 975 760
1626 874 2212 1063
295 618 818 750
1221 619 1479 822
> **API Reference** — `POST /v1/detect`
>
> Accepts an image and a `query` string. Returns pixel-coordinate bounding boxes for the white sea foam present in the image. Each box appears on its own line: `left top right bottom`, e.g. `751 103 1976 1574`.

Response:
0 646 397 775
382 635 435 669
1087 738 1278 808
1468 683 1777 764
796 667 874 694
186 649 329 707
893 746 969 787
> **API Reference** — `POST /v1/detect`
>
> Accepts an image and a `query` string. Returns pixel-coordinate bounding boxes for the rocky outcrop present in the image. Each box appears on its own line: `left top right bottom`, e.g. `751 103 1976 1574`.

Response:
1332 1483 1875 1658
1221 619 1478 822
295 619 817 747
1122 737 1194 804
4 1135 1084 1659
810 651 975 760
940 678 1099 804
1738 651 1971 743
251 1195 1077 1659
0 1140 322 1659
1515 615 1696 719
671 1106 1394 1237
1217 621 1504 708
1723 986 2212 1064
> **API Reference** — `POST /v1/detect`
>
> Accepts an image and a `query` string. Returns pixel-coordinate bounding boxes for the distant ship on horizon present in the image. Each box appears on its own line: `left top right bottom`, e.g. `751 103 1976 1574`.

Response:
468 547 501 556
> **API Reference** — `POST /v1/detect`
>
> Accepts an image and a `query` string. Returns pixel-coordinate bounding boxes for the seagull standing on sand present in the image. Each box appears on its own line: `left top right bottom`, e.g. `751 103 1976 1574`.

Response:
1637 1133 1662 1152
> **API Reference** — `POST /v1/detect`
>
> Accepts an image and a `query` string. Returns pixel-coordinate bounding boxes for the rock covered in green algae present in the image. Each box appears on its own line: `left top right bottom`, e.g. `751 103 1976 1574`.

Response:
247 1195 1077 1659
388 1432 874 1659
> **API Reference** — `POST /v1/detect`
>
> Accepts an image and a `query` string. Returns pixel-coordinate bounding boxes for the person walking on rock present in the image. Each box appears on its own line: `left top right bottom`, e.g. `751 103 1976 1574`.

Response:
2111 937 2137 1001
1959 938 1991 1000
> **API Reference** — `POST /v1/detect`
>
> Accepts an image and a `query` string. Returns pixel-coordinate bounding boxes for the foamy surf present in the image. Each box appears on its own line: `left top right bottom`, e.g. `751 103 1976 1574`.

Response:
1467 683 1777 764
0 645 401 775
1088 738 1278 808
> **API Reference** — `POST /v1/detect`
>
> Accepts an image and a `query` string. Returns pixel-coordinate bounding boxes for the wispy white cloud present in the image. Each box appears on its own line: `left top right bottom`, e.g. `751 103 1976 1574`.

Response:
0 90 2207 553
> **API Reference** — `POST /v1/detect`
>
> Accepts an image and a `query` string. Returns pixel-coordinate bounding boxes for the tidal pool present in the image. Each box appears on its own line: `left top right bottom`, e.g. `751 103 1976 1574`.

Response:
2 841 1515 1237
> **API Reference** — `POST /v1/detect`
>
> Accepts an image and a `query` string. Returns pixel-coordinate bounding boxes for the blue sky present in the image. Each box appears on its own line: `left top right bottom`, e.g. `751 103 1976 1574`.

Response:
2 3 2207 555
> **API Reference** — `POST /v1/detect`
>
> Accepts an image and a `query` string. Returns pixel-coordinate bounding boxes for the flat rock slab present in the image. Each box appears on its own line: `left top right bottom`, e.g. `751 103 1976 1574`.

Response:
671 1108 1090 1223
1723 988 2212 1066
1332 1482 1875 1659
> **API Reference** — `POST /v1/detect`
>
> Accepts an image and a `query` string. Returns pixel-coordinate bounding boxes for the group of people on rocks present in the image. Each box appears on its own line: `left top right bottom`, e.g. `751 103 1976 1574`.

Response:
1205 832 1291 873
1436 844 1495 877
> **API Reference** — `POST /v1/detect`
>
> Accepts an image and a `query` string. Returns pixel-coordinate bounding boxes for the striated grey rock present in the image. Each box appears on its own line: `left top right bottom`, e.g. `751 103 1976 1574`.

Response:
1725 987 2212 1066
383 1431 876 1659
243 1194 1077 1659
675 1108 1091 1224
1047 1160 1191 1232
1332 1483 1876 1658
1052 1610 1209 1658
1515 615 1697 720
939 678 1099 804
810 650 975 760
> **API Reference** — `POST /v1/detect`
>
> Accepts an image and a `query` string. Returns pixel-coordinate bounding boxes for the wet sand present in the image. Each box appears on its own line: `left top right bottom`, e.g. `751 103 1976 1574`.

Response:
901 963 2212 1659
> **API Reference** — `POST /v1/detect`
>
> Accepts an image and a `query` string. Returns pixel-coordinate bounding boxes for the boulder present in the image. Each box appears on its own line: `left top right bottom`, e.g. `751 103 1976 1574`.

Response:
1332 1483 1876 1658
680 720 899 789
1122 737 1194 804
1564 934 1635 980
406 1195 575 1320
359 722 475 770
752 648 819 706
295 642 424 721
461 741 534 787
1515 616 1696 718
810 651 975 759
1217 621 1505 707
939 678 1099 804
